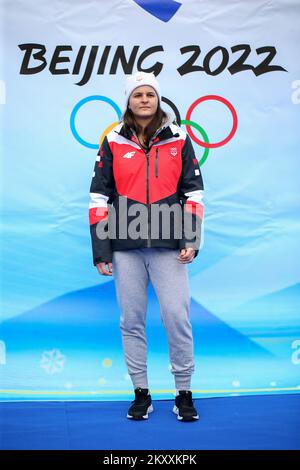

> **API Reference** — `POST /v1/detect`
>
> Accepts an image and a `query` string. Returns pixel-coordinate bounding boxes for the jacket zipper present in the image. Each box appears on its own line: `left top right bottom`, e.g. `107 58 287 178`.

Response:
155 148 158 177
133 129 159 248
145 150 151 247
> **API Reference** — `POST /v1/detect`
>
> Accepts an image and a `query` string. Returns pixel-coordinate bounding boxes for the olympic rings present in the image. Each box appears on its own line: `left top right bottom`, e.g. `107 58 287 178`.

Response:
70 95 122 149
180 119 209 167
70 94 238 163
161 96 181 127
99 121 120 147
185 95 238 148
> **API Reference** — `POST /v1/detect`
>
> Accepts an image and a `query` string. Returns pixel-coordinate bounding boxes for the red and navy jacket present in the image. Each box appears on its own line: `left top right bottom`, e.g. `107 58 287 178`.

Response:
89 113 204 265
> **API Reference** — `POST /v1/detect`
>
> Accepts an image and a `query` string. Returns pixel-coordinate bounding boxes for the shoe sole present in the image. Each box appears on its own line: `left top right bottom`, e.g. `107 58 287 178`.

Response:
173 405 199 421
127 404 154 420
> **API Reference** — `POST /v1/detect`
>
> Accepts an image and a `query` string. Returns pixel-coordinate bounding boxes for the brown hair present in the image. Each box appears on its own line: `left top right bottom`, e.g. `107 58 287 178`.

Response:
120 104 168 148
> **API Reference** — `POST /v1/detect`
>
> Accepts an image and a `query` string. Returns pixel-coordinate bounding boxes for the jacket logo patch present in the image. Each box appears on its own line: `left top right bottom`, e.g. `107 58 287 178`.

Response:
122 151 136 159
170 147 177 157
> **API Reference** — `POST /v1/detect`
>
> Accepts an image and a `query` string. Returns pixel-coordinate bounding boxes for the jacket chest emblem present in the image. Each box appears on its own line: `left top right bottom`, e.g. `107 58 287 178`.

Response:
122 151 136 159
169 147 178 157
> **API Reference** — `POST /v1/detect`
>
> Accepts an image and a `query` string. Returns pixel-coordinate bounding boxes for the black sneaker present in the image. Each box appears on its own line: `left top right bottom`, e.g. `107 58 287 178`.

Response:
173 390 199 421
127 387 154 420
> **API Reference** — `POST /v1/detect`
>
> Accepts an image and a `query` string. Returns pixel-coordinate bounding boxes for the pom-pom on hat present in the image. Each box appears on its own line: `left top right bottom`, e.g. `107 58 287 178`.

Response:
125 71 161 108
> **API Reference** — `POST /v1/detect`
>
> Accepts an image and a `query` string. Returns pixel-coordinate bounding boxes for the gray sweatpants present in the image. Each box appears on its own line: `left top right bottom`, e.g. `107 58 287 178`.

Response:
112 247 195 390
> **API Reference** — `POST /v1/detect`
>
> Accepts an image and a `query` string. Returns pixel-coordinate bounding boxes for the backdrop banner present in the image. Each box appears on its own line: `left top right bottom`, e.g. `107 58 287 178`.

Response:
1 0 300 401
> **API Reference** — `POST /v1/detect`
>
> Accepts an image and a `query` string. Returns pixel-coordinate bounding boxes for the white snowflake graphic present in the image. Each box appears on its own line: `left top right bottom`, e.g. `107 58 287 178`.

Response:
40 348 66 374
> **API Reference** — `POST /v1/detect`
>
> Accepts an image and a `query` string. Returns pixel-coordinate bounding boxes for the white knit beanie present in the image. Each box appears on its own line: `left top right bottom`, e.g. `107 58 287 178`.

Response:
124 71 161 109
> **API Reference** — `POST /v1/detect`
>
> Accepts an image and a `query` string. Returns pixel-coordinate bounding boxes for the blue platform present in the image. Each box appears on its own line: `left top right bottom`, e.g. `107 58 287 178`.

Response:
1 394 299 450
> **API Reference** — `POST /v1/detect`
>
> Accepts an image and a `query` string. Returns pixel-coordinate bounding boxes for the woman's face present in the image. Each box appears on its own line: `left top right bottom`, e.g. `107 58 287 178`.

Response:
128 85 158 120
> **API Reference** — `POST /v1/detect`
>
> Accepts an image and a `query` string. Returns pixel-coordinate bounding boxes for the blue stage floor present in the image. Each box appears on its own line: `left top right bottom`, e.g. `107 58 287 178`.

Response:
1 394 299 450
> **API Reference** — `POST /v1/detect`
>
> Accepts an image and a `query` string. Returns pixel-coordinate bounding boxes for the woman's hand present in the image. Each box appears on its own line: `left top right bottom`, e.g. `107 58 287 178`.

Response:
177 248 195 263
96 262 113 276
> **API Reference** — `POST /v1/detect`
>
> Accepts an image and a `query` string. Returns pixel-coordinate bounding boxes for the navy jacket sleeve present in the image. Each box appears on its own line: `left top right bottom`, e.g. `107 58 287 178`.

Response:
178 133 205 258
89 136 115 265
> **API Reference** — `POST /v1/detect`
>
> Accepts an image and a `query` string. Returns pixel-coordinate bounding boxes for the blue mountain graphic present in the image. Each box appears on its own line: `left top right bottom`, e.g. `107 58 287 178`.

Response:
2 281 273 358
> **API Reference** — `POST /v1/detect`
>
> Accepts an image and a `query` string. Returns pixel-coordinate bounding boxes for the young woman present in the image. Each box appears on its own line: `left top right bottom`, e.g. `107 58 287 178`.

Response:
89 72 204 421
